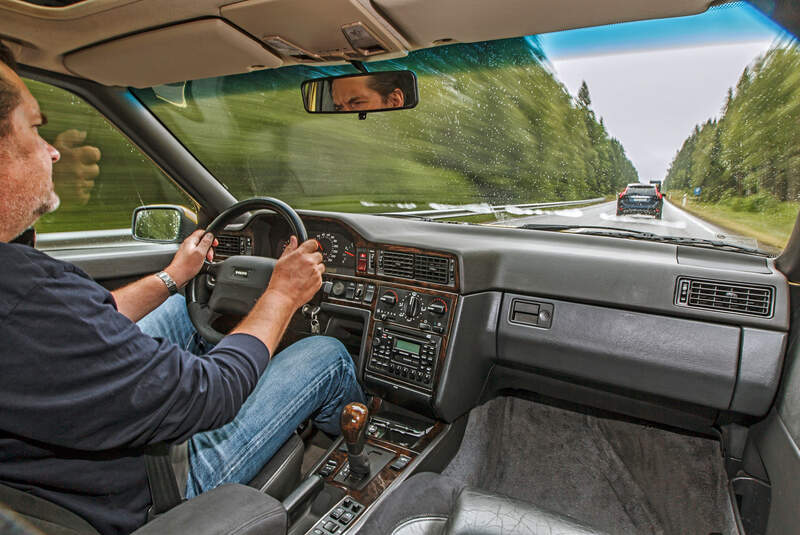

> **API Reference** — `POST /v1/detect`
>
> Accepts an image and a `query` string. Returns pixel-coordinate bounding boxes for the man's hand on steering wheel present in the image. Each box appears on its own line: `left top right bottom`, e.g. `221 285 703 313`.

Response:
165 230 218 289
266 236 325 310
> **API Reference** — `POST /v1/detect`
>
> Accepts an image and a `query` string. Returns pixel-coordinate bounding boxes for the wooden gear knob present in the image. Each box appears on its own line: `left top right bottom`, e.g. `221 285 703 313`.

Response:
340 402 369 455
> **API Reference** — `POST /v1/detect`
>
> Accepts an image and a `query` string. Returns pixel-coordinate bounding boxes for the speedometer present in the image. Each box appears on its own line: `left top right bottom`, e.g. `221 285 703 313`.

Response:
314 232 340 264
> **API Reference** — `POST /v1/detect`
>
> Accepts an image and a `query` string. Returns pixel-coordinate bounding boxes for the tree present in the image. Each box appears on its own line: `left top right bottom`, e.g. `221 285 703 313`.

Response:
577 80 592 108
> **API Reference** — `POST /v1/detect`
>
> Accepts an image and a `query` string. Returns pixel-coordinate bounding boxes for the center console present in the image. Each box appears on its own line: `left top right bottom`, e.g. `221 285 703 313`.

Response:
311 236 458 416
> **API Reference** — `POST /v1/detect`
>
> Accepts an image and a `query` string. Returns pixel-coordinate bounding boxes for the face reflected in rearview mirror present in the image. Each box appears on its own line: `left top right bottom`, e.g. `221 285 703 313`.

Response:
301 71 419 114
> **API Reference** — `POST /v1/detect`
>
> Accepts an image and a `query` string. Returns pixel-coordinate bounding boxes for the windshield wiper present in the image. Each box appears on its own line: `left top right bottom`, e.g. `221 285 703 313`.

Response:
518 224 769 256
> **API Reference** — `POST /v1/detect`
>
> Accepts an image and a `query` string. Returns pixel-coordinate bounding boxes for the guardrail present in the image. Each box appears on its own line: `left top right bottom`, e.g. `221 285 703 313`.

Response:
35 197 606 250
379 197 606 220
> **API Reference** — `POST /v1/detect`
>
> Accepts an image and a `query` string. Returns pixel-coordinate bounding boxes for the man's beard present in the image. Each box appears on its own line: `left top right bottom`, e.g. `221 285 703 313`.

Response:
34 191 60 216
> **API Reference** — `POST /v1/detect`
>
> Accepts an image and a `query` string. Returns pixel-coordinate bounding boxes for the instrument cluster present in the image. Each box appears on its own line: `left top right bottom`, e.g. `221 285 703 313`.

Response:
275 221 357 274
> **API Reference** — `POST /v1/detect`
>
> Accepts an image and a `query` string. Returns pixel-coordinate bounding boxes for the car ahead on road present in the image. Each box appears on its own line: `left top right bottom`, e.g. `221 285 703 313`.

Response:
2 2 800 535
617 183 663 218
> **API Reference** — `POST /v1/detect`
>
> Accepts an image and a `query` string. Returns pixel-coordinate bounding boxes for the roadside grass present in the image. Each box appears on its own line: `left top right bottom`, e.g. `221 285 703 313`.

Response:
667 191 798 251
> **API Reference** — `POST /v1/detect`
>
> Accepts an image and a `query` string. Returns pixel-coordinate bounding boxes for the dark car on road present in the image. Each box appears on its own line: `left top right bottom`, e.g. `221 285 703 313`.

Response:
617 183 663 218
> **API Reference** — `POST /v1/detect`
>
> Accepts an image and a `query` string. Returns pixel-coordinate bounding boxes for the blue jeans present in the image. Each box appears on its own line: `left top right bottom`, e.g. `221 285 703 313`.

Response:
137 295 365 498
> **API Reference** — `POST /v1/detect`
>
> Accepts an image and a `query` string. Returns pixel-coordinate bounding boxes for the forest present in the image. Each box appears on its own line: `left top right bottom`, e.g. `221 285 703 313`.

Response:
665 43 800 204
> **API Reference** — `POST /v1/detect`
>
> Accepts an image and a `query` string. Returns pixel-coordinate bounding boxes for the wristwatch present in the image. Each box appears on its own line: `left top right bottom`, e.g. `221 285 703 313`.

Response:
156 271 179 296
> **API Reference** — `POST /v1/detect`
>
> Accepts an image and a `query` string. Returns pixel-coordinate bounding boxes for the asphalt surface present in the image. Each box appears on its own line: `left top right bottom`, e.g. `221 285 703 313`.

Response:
499 199 759 248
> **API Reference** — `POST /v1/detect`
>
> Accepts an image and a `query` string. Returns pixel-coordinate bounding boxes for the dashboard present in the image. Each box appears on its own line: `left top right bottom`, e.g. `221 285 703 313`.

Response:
208 210 790 432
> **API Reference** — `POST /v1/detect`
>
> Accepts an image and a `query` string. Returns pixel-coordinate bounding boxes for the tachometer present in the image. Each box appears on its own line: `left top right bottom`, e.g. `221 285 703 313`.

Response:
314 232 340 264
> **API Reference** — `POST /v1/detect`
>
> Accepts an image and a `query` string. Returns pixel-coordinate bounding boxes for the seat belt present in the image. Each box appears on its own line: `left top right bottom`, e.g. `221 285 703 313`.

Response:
144 442 183 521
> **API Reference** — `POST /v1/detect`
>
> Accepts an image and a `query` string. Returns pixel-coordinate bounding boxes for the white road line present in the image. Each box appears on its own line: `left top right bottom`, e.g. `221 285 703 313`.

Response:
664 199 719 237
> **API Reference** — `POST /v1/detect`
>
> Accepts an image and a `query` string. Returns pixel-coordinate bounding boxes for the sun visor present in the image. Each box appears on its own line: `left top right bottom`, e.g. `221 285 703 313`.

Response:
372 0 712 47
63 18 282 87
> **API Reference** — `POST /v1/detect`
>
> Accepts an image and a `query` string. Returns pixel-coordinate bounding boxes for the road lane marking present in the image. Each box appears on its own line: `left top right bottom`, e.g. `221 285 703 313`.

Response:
664 199 718 236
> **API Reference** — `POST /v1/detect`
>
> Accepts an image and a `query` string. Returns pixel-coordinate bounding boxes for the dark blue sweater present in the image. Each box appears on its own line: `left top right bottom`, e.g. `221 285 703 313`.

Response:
0 243 269 534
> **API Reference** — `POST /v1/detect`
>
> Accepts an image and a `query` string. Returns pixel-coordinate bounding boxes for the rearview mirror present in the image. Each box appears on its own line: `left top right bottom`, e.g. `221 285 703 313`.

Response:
301 71 418 114
132 205 197 243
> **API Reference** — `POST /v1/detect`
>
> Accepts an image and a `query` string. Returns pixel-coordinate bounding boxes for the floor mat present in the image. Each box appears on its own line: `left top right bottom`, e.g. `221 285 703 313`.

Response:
442 396 738 535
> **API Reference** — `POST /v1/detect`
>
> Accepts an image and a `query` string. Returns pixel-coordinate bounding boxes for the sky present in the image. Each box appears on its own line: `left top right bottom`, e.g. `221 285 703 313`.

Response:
536 3 790 183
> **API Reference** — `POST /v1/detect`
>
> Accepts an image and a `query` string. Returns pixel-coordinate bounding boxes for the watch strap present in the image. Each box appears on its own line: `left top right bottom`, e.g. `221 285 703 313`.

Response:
156 271 179 296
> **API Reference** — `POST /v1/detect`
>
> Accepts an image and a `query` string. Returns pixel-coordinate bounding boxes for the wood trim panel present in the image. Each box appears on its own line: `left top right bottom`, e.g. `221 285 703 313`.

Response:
319 422 444 506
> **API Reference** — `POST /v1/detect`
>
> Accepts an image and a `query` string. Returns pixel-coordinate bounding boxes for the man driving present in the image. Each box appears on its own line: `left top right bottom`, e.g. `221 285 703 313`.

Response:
0 43 364 535
331 73 407 112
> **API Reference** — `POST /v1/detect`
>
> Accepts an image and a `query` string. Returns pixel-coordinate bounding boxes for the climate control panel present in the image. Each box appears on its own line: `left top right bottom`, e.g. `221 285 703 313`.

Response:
374 286 452 333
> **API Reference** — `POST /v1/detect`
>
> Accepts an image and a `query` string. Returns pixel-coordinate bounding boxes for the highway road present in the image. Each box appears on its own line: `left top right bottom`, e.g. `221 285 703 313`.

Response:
499 199 759 249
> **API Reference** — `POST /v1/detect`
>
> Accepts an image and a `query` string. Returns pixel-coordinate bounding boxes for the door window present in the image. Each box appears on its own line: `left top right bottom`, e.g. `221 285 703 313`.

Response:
24 78 196 238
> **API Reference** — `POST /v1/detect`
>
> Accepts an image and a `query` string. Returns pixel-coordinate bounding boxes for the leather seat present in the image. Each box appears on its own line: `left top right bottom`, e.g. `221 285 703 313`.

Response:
0 432 304 535
357 473 608 535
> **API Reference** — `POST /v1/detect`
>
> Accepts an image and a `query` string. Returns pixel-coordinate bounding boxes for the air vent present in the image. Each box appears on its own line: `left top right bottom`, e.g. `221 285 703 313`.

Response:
675 278 773 317
415 254 450 284
215 234 244 257
381 251 414 279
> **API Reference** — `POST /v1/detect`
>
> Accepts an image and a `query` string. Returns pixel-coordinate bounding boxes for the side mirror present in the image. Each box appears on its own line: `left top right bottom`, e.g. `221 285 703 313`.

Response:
132 205 197 243
301 71 419 115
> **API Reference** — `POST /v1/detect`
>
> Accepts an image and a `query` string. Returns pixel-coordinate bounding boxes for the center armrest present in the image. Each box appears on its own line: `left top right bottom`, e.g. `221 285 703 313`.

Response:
132 484 286 535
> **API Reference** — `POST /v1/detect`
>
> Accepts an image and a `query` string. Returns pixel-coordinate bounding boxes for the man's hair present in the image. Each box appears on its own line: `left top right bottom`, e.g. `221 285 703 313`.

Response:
0 41 20 138
366 72 413 104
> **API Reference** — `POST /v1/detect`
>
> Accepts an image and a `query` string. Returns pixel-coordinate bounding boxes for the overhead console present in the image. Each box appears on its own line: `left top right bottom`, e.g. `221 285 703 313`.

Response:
220 0 409 63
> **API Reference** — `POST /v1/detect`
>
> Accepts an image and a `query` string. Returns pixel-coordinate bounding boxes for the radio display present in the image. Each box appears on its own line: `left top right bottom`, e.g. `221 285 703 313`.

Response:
394 339 421 355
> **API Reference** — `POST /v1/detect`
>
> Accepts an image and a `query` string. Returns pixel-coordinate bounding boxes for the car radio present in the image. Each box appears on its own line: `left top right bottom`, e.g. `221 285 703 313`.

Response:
367 322 441 390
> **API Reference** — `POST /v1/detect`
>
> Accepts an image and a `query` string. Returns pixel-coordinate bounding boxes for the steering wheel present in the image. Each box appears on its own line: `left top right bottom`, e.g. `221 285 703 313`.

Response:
187 197 308 344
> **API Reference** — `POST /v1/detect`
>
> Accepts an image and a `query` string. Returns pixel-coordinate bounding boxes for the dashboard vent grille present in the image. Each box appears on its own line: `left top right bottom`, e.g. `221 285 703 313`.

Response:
215 234 243 257
676 278 773 317
415 254 450 284
382 251 415 279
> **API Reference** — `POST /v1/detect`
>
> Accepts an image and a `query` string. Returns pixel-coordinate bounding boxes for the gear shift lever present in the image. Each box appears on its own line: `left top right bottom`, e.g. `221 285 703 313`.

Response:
340 402 370 478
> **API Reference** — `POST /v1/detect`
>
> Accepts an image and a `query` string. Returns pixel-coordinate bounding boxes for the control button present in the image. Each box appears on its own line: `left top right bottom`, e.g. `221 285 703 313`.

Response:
373 337 382 347
351 504 362 513
419 322 431 331
390 455 412 470
340 512 354 524
313 529 324 535
357 252 368 272
323 521 339 533
330 508 344 520
364 285 375 303
432 325 444 334
345 282 356 300
406 295 421 318
331 281 345 297
380 293 397 306
355 283 365 299
343 499 353 509
322 281 333 296
428 302 446 314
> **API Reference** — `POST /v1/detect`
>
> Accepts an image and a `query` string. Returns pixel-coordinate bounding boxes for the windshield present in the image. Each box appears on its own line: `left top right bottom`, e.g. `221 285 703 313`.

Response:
133 3 798 255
